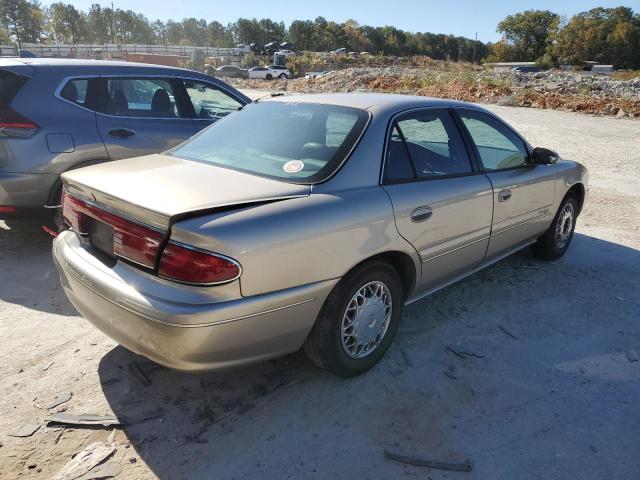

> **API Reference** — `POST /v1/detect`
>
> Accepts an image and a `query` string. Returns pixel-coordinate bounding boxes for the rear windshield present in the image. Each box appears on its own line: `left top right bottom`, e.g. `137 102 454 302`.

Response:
169 101 369 183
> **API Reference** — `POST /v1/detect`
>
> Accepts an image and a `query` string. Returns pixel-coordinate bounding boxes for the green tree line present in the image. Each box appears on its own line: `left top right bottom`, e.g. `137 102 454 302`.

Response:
489 7 640 69
0 1 638 68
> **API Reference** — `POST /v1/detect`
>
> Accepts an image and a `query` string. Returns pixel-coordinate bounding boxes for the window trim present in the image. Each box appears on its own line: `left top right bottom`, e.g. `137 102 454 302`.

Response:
451 107 533 173
379 106 479 185
54 74 248 120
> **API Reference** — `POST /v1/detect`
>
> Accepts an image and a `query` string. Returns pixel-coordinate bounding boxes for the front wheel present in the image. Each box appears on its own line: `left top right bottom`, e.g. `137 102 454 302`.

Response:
278 73 288 79
303 261 404 377
532 194 578 260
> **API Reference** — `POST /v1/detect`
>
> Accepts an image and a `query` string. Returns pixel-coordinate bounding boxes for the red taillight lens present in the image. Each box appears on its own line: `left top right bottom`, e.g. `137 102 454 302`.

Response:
0 108 39 137
61 191 164 268
159 242 241 285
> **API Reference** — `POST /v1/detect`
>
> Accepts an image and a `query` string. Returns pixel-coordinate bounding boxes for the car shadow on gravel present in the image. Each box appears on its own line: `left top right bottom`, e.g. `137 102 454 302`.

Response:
96 233 640 479
0 220 77 316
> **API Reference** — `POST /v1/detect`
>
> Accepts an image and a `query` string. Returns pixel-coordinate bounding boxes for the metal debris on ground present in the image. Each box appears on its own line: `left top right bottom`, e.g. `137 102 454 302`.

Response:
43 361 54 371
128 362 152 386
9 421 40 437
45 392 73 410
498 325 519 340
384 450 473 472
54 442 116 480
445 346 485 359
47 413 122 428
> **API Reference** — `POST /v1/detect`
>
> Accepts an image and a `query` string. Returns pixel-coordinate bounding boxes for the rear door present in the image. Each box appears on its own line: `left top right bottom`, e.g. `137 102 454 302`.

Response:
95 76 197 160
382 108 493 293
179 79 245 131
455 109 556 258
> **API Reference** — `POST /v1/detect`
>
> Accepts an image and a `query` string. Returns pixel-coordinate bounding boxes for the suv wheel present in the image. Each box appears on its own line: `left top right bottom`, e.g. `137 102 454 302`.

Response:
303 260 404 377
266 74 273 80
278 73 288 79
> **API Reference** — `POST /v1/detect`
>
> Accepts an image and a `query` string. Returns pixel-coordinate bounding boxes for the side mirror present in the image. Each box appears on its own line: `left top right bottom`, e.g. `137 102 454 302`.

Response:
532 147 559 165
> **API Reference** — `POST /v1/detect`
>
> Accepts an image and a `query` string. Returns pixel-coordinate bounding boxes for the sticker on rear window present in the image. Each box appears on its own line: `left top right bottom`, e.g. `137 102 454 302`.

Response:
283 160 304 173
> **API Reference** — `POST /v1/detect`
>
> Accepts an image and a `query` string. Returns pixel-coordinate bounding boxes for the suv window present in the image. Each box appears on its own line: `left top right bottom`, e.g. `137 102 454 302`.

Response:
458 110 528 170
182 81 242 121
60 79 88 106
384 109 472 181
99 78 181 118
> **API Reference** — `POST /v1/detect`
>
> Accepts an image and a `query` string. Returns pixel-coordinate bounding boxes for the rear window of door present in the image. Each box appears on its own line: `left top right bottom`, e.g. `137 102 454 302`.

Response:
384 109 472 182
97 78 184 118
457 110 528 170
181 80 243 121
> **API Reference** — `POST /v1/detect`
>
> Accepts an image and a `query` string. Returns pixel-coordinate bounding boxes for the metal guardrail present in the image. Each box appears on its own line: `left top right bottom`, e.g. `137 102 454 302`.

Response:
0 43 240 58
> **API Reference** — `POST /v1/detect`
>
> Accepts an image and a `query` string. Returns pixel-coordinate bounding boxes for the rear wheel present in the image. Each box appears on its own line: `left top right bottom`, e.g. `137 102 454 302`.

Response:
266 74 273 80
532 194 578 260
278 73 288 80
303 261 404 377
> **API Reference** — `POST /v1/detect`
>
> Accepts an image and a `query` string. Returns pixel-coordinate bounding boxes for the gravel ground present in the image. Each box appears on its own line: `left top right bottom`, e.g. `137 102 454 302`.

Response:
0 98 638 479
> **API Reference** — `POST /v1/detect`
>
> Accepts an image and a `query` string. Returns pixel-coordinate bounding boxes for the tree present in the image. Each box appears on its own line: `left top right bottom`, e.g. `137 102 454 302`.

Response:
86 4 109 43
493 10 560 61
289 19 314 50
45 2 86 43
0 0 43 47
553 7 640 69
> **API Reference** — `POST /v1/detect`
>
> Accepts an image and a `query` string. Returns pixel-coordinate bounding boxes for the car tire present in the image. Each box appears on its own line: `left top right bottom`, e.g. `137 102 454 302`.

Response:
303 260 404 377
532 194 578 260
278 73 288 79
266 74 273 80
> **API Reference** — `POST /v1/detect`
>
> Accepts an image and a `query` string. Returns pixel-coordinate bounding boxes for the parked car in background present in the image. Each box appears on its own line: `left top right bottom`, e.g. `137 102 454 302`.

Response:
267 65 291 79
0 58 250 229
248 66 280 80
215 65 249 79
53 93 587 378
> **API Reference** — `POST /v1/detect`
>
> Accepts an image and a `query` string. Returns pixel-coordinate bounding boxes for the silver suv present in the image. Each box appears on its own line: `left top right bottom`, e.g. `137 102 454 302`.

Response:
0 58 250 229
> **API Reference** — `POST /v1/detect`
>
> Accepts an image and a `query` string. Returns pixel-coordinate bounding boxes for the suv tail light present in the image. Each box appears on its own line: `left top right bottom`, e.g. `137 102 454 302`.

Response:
0 107 39 138
159 242 241 285
62 191 164 268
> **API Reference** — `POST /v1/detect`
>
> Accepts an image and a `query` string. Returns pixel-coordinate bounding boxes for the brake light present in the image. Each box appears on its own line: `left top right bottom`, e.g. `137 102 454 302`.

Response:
62 191 164 268
0 108 39 137
159 242 241 285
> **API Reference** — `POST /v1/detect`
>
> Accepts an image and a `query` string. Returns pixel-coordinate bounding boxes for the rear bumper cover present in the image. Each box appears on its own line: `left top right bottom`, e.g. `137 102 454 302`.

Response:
53 230 337 371
0 171 58 218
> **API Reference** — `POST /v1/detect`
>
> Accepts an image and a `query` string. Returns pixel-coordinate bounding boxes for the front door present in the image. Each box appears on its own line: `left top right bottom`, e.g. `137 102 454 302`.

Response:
95 77 197 160
382 109 494 293
179 79 245 132
455 109 556 258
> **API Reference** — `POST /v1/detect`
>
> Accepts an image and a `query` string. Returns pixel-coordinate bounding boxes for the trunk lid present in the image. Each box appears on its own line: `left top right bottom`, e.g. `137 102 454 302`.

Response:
62 153 311 230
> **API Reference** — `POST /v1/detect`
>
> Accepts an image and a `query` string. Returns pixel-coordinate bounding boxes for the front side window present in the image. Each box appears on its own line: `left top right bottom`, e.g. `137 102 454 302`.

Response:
458 110 528 170
169 101 369 183
100 78 180 118
182 81 243 121
383 109 472 181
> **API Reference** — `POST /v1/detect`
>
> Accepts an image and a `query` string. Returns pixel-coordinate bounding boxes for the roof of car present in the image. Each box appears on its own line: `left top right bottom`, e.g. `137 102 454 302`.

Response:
0 57 200 74
267 92 483 113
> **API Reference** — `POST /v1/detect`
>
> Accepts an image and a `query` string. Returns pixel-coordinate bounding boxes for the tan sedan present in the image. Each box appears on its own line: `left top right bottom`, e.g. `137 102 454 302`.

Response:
53 93 588 377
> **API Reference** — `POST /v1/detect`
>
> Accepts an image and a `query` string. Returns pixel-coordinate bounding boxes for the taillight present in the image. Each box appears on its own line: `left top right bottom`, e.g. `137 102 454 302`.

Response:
62 191 164 268
159 242 241 285
0 108 39 138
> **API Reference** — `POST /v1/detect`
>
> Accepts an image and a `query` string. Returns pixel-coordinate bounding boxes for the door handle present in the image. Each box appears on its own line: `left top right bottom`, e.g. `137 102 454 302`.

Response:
498 189 512 202
410 206 433 222
108 128 136 138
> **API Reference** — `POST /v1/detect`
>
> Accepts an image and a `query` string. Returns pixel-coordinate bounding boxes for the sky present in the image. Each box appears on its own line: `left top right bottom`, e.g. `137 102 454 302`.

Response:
45 0 640 42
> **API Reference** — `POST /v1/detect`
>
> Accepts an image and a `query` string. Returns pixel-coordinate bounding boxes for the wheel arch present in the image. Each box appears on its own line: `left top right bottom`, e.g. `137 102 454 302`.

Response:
46 158 110 206
566 182 585 215
349 251 418 300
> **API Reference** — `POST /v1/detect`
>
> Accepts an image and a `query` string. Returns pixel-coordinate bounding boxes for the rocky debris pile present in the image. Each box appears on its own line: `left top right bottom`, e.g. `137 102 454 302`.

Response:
228 66 640 117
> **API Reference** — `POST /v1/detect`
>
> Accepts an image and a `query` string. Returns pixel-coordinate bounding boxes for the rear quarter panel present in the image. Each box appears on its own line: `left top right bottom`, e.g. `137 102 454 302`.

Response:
169 187 421 297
